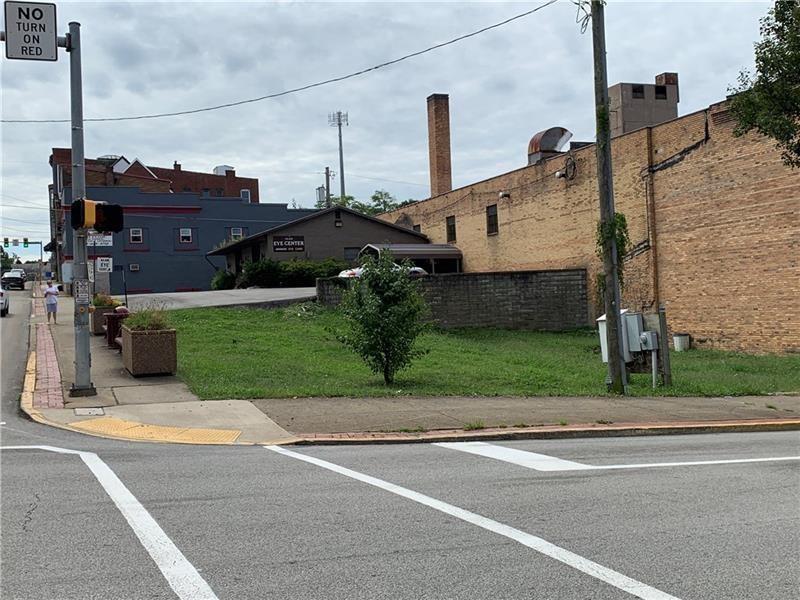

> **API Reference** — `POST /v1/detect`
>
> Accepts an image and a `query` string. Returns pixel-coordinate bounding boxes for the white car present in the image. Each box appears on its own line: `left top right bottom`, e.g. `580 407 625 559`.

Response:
338 265 428 278
9 268 26 281
0 284 9 317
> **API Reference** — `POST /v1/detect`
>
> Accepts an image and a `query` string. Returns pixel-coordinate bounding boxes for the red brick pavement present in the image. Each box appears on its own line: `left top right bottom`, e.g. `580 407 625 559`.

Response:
32 285 45 316
33 323 64 409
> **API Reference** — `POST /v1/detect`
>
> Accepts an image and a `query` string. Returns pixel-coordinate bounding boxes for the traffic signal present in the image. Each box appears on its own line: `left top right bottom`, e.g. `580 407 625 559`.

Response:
23 237 28 248
71 199 124 233
3 238 8 248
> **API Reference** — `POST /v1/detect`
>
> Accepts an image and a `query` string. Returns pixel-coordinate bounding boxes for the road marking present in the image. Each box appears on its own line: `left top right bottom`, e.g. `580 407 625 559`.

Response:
1 445 218 600
435 441 800 472
265 445 681 600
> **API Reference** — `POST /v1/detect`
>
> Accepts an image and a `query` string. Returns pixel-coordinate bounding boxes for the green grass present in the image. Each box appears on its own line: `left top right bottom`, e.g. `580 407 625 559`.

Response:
169 306 800 400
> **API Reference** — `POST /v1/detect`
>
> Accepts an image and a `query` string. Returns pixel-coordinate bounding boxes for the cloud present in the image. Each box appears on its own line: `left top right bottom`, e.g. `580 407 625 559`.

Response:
1 0 768 260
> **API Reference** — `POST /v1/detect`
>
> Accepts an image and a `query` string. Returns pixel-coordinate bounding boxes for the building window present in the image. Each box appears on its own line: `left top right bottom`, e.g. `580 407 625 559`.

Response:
240 189 251 202
655 85 667 100
201 188 210 197
631 84 645 99
486 204 498 236
215 188 224 197
179 228 192 243
446 215 456 243
344 247 361 262
129 263 140 272
230 227 243 240
412 224 421 232
129 228 143 244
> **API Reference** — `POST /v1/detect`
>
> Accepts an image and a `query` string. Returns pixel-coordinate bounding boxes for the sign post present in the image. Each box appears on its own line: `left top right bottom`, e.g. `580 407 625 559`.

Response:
2 6 97 395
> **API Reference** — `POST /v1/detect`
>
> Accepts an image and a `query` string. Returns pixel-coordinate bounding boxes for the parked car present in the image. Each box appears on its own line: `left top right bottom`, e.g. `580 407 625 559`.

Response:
1 271 25 290
0 284 9 317
338 265 428 278
9 268 26 281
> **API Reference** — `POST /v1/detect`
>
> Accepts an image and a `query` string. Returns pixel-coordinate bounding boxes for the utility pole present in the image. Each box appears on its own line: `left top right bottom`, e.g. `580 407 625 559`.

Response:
591 1 626 394
328 111 348 203
324 166 332 208
67 22 95 396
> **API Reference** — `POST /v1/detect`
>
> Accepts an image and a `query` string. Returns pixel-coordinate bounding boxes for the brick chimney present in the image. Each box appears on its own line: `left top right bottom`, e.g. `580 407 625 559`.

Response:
173 161 181 171
427 94 452 197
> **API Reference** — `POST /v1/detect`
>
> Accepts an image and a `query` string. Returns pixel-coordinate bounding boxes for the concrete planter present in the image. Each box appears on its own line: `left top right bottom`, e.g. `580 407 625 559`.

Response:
90 306 117 335
121 326 177 376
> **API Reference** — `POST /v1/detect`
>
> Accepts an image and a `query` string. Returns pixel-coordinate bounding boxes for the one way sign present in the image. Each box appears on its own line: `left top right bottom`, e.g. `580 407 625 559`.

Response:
4 1 58 61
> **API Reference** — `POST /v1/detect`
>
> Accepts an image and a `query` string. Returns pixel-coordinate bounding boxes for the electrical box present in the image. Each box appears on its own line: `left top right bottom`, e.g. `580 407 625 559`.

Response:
596 309 633 363
639 331 658 351
624 312 644 352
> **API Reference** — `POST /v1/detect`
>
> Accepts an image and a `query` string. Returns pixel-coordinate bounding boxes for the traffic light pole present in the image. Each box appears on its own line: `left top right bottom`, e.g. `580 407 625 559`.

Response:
67 21 95 397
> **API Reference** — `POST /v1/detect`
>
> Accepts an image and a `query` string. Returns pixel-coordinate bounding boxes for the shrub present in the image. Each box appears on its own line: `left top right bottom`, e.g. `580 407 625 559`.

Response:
235 258 350 288
239 259 282 288
337 251 428 384
211 270 236 290
125 307 170 331
92 293 120 307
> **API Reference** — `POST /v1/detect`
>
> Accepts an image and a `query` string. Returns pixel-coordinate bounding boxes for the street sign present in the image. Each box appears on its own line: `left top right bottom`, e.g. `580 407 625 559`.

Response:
12 238 18 246
74 279 89 304
3 2 58 61
87 233 113 246
87 261 94 282
96 257 112 272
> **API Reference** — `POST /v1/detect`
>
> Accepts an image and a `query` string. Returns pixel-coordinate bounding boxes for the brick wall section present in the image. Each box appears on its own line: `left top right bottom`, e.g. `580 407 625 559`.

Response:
317 269 588 331
382 100 799 353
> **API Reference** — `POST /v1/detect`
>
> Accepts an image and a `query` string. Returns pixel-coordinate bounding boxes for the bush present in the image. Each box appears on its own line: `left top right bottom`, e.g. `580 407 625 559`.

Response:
239 259 282 288
211 270 236 290
337 251 428 384
236 258 350 288
92 293 120 307
125 307 170 331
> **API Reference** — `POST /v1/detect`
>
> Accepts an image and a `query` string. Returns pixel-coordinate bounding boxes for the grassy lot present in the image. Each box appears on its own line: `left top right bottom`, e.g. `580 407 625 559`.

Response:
170 305 800 399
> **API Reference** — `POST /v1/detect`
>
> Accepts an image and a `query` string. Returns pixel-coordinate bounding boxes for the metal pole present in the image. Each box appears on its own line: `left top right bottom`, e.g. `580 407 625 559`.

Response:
68 21 95 397
658 305 672 386
324 166 331 208
337 115 346 202
591 1 627 394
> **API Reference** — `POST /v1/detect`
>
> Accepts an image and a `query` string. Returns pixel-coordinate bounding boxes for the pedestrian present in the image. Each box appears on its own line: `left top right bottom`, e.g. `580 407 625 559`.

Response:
44 279 59 324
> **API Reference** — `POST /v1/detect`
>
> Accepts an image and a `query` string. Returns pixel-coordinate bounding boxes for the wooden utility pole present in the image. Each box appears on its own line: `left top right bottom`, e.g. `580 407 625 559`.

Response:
591 0 627 393
324 167 332 208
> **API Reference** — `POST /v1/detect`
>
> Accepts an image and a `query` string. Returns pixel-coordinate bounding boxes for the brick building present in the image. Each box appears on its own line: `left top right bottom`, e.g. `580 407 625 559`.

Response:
382 79 800 353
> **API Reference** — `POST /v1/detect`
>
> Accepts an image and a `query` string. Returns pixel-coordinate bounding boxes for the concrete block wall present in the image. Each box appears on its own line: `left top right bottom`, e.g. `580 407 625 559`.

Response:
317 269 589 331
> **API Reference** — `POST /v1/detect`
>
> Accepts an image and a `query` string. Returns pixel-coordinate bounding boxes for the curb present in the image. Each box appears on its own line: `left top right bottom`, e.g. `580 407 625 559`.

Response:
294 419 800 445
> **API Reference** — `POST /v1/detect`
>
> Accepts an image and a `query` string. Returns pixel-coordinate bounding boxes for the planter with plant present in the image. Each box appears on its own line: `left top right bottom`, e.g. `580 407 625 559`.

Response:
90 293 122 335
121 307 177 376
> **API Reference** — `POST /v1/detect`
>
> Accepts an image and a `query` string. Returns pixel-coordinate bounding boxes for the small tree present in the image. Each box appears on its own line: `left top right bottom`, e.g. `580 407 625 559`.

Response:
338 251 428 384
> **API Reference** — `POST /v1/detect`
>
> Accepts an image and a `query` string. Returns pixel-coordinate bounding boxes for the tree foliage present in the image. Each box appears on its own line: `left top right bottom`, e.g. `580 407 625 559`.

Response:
314 189 407 215
338 251 428 384
730 0 800 168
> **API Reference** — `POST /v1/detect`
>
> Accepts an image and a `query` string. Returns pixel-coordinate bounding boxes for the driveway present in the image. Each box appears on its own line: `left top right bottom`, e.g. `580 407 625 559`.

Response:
118 287 316 310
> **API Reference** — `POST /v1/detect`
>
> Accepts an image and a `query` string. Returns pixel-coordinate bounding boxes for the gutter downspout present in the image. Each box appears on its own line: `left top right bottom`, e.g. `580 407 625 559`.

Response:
643 126 660 309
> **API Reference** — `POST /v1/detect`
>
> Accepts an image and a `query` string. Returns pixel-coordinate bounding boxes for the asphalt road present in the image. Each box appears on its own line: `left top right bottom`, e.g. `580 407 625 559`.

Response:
2 286 799 600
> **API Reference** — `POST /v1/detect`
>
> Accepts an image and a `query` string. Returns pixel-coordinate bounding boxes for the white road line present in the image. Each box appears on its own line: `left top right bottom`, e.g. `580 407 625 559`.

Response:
265 445 681 600
1 445 218 600
435 441 800 472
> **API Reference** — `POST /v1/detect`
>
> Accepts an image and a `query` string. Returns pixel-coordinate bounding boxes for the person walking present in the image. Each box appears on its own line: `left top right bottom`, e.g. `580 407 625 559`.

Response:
44 280 59 324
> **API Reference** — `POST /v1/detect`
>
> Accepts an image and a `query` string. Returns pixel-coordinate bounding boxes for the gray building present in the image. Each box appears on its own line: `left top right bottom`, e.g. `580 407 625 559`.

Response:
609 72 679 137
209 206 429 274
59 186 316 294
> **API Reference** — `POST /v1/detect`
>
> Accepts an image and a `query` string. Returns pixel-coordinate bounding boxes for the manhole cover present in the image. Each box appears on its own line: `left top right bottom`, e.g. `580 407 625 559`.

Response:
73 407 105 416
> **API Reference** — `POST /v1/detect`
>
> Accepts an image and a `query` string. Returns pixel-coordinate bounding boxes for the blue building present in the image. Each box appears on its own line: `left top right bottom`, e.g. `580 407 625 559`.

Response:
58 186 316 294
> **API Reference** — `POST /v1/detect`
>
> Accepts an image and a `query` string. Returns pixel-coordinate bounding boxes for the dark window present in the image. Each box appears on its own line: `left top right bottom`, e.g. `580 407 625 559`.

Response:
182 186 191 192
201 188 210 197
412 224 421 232
344 247 360 262
632 84 645 99
486 205 498 235
214 188 224 197
251 244 260 262
655 85 667 100
446 215 456 243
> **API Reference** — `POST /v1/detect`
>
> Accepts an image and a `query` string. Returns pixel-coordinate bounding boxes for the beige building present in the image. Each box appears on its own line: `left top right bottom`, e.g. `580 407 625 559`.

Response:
382 77 800 354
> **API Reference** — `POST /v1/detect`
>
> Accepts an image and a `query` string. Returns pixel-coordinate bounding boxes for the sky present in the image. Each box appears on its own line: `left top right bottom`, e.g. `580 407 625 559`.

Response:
1 0 769 261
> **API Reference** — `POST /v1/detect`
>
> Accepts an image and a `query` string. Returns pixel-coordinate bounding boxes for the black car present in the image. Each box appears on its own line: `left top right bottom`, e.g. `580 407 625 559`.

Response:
1 272 25 290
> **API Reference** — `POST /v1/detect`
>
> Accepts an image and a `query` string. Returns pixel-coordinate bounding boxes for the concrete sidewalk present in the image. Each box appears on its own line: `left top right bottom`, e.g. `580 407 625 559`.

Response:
120 287 316 310
22 287 800 445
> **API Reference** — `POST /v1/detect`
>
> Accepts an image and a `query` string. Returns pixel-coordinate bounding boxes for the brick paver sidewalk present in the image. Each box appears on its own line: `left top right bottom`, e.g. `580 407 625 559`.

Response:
33 323 64 409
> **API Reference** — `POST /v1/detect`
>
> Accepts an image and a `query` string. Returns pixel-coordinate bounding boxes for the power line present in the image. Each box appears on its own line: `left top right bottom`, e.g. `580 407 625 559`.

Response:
348 173 429 187
1 0 559 125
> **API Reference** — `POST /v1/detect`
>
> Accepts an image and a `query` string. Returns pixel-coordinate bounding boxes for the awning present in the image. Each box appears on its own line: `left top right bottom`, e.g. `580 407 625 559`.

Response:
360 243 462 260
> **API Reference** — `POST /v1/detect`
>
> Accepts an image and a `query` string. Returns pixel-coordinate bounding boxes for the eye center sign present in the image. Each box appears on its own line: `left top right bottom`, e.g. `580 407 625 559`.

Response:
273 235 305 252
3 1 58 61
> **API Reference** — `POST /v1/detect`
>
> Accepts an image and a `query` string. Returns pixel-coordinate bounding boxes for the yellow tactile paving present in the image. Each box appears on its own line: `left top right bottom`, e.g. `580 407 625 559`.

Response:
69 416 241 444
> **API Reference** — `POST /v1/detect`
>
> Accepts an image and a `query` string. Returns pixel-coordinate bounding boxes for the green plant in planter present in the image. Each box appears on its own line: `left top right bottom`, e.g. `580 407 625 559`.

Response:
92 293 120 307
125 307 170 331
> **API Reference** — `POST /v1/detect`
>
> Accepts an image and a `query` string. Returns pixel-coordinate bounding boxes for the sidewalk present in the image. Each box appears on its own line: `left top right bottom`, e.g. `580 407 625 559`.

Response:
22 288 800 445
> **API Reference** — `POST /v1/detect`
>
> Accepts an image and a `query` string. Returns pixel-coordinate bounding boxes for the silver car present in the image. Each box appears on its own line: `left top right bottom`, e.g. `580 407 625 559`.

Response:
0 284 9 317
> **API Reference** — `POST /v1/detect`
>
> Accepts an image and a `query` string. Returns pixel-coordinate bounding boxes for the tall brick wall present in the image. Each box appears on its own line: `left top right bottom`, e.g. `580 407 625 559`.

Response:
382 101 799 353
317 269 589 331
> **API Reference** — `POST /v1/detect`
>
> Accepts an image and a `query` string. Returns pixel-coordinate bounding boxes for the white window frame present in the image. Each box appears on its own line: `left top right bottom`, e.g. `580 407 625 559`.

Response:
230 227 243 240
129 228 143 244
240 189 251 202
179 228 193 244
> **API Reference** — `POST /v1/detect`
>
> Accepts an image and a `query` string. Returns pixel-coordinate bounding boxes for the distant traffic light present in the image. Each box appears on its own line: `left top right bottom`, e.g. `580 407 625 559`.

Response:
3 238 8 248
23 237 29 248
71 199 124 233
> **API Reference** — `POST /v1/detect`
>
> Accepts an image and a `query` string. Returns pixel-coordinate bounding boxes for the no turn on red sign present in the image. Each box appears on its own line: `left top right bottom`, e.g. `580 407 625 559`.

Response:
4 1 58 61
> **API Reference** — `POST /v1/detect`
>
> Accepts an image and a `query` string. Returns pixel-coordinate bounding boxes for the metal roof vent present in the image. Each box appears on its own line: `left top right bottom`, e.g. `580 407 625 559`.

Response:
528 127 572 166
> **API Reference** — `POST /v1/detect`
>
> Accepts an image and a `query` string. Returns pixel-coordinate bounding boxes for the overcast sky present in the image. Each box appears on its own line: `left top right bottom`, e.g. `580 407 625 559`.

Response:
1 0 768 261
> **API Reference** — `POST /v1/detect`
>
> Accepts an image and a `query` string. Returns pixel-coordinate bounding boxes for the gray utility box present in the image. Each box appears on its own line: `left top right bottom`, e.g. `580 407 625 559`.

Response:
639 330 658 351
597 310 657 363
